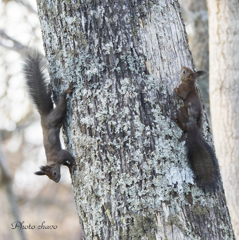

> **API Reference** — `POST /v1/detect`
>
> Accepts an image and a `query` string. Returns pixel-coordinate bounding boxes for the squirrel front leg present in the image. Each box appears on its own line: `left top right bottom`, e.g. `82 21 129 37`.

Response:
59 150 76 170
174 83 189 101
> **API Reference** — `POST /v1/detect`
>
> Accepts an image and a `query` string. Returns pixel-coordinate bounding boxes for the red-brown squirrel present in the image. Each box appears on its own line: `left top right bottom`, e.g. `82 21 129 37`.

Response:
23 52 75 183
175 67 221 191
174 67 207 130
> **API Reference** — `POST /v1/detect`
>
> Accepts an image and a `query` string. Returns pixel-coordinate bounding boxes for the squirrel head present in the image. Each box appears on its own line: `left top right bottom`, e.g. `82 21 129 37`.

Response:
35 164 61 183
181 67 207 82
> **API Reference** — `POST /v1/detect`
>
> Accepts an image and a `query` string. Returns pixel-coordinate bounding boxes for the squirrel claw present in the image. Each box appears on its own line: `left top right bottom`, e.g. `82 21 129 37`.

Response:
72 161 77 171
65 83 72 94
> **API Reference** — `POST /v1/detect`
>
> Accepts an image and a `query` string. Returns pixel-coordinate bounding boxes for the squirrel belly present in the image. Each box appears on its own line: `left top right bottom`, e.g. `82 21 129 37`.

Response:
23 51 75 183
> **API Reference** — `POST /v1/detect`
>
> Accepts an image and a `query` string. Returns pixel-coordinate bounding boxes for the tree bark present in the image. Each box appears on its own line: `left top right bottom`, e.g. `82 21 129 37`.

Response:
207 0 239 238
36 0 235 239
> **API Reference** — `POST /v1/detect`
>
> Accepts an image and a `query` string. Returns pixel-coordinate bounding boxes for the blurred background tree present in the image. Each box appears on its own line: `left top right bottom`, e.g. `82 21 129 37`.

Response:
207 0 239 238
179 0 209 116
0 1 81 239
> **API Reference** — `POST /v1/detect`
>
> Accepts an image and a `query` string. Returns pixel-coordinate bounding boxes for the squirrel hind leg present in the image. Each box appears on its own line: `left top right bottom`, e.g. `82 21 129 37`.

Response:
175 106 188 131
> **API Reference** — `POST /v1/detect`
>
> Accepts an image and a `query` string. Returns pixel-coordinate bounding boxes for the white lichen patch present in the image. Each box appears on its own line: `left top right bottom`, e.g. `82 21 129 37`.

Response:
166 167 194 193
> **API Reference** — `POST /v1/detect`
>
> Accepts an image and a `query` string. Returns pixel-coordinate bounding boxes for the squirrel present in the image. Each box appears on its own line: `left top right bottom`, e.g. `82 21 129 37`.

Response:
174 67 221 191
23 51 75 183
174 66 207 129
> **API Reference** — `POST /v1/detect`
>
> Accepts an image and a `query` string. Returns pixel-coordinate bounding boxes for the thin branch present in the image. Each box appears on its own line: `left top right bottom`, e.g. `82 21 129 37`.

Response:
0 29 29 54
8 0 38 14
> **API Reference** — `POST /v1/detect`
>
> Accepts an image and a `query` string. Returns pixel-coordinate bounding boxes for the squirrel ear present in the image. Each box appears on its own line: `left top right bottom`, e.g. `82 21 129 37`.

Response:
35 171 46 176
196 71 208 78
40 165 51 172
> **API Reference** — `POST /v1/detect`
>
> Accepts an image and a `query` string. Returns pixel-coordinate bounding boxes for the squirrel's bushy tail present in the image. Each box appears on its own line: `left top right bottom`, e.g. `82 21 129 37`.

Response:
23 52 53 115
187 123 221 192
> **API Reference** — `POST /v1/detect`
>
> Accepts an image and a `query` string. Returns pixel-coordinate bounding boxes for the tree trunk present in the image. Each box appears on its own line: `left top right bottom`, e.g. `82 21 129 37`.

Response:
36 0 235 239
207 0 239 238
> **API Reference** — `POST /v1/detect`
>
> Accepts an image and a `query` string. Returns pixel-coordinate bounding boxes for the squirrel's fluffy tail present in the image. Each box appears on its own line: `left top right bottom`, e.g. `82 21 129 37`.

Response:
23 52 53 115
187 123 221 192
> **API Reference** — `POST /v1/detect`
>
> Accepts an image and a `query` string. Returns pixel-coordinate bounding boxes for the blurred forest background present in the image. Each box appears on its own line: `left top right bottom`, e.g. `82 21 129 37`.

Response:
0 0 208 240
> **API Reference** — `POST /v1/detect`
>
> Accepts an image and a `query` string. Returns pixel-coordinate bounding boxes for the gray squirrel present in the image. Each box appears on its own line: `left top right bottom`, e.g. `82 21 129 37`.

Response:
175 67 221 192
23 52 75 182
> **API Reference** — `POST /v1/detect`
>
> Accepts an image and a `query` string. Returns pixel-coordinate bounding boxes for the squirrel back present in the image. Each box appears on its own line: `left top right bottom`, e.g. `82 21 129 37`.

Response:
23 52 53 115
186 108 221 192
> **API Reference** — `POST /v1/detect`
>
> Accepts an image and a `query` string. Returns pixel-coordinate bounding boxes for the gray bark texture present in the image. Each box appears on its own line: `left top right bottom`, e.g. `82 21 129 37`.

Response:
36 0 235 239
207 0 239 238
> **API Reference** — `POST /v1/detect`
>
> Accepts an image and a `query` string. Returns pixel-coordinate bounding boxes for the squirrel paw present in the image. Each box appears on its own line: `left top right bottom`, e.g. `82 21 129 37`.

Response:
65 83 72 94
63 160 76 173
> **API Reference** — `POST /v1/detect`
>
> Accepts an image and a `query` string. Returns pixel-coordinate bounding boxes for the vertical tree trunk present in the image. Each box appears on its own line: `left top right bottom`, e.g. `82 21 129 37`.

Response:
36 0 235 239
207 0 239 238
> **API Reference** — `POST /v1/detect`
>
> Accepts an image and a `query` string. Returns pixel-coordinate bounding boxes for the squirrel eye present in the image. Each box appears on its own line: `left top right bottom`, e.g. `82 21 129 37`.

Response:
183 71 186 74
53 172 57 176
